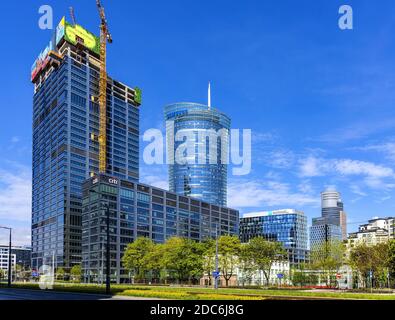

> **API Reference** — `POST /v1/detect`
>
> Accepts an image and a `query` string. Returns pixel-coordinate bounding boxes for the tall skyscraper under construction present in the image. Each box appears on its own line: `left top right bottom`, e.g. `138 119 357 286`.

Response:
31 16 141 270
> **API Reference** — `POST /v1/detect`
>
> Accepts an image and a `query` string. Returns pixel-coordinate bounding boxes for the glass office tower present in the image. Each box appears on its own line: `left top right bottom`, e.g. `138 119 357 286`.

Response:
310 221 342 262
164 103 230 207
239 209 309 266
31 18 141 270
321 189 347 240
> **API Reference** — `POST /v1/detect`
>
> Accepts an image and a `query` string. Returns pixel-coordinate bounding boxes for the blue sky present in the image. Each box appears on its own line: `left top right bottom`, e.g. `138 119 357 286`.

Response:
1 0 395 245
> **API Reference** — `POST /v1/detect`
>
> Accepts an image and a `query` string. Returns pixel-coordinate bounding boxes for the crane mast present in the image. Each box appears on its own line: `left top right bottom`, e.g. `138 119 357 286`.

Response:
96 0 112 173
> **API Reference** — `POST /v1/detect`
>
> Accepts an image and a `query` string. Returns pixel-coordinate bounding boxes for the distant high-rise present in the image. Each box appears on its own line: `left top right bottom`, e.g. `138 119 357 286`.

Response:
31 17 141 270
164 86 230 206
321 189 347 240
309 188 346 261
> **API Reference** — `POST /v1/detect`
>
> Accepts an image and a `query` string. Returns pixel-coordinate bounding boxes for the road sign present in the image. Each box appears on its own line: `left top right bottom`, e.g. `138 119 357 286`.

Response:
212 271 220 278
32 271 39 277
277 273 284 279
336 273 342 279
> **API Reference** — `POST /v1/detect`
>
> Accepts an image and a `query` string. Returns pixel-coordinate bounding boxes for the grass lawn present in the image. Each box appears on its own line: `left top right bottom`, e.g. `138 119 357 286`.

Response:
2 282 395 300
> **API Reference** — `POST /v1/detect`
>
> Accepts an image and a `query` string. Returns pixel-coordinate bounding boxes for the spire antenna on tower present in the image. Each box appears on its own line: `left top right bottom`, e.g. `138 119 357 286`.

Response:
208 81 211 109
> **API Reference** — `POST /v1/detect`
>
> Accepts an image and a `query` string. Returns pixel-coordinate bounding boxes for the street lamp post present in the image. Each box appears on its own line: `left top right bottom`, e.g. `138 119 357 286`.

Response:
90 189 111 295
0 226 12 288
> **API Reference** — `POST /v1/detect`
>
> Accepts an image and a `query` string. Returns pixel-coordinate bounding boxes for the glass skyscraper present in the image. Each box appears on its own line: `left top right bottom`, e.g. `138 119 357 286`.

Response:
164 102 230 207
31 18 141 270
239 209 308 266
309 189 346 262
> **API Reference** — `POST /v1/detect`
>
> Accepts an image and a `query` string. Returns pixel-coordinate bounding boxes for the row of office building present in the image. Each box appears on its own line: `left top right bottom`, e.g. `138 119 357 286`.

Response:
28 15 394 284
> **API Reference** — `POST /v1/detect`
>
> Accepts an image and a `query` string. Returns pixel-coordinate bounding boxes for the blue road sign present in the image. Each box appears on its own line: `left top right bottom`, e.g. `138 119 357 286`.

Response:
212 271 220 278
277 273 284 279
32 271 39 277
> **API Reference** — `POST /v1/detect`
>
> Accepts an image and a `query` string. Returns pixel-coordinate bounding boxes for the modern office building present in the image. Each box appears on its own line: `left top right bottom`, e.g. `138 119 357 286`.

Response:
31 17 141 270
321 189 347 240
164 97 230 207
239 209 309 266
81 174 239 283
0 246 32 269
310 221 342 248
309 188 346 261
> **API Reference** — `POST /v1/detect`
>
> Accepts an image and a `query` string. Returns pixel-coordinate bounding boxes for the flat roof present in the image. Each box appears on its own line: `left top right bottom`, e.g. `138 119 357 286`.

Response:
242 209 304 219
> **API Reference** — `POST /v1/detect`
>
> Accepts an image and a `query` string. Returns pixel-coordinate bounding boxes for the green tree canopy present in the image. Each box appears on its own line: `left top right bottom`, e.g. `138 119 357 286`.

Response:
245 237 286 285
70 265 82 283
162 237 205 284
122 237 155 281
218 235 241 287
56 267 65 280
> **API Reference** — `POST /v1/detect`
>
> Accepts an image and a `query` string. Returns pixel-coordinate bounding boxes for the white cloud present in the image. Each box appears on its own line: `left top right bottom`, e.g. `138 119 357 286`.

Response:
0 166 31 222
299 156 326 177
10 136 20 144
141 175 169 190
0 227 31 247
228 180 319 209
299 156 395 179
334 159 394 178
264 149 295 169
139 165 169 190
354 142 395 162
349 184 367 197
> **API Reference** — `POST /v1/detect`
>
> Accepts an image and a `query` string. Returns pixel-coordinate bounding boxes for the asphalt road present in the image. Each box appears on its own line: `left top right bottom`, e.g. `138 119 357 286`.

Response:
0 288 155 300
0 288 113 300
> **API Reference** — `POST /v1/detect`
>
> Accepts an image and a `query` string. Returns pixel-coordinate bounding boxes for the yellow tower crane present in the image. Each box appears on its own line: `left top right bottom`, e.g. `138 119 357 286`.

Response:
96 0 113 173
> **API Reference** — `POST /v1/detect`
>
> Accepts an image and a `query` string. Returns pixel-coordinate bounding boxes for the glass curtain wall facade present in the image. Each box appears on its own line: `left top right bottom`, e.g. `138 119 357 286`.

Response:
31 19 141 270
321 189 347 240
164 103 230 207
81 174 239 283
310 222 342 261
239 209 308 266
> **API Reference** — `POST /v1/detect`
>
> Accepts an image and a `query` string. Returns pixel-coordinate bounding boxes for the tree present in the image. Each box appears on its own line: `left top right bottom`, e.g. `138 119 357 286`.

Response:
56 267 65 281
238 243 256 286
70 265 82 283
311 240 345 287
389 240 395 287
201 238 216 286
122 237 155 282
145 243 165 284
349 242 390 289
218 235 241 287
0 269 4 281
162 237 205 284
245 237 286 286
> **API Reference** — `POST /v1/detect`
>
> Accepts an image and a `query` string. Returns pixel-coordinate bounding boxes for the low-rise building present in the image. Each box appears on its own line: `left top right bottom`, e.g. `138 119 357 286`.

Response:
236 261 291 286
0 246 32 269
345 217 394 255
0 247 16 275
